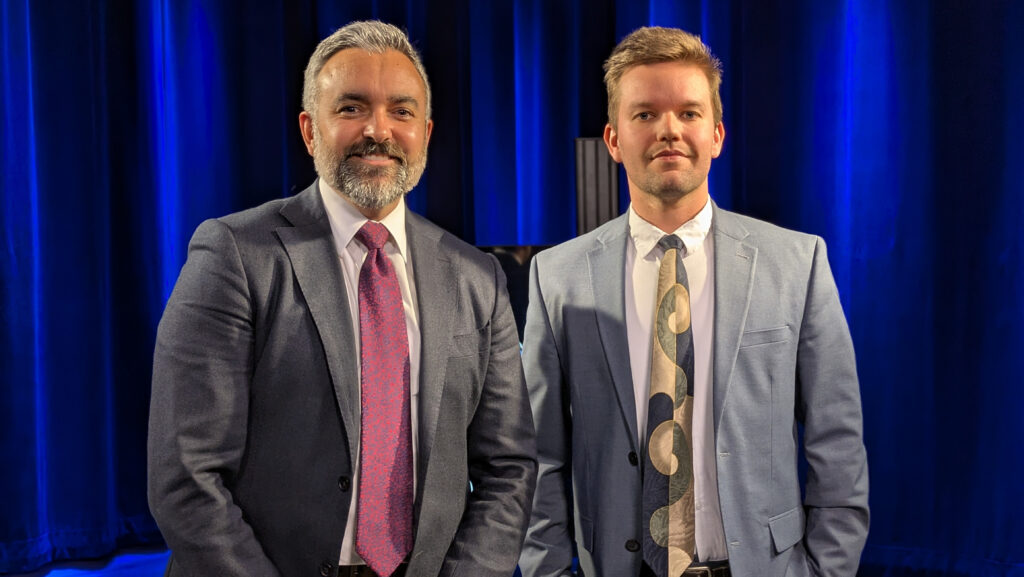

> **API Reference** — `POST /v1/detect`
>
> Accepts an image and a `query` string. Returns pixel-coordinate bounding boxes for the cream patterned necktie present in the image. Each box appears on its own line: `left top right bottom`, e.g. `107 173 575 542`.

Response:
641 234 696 577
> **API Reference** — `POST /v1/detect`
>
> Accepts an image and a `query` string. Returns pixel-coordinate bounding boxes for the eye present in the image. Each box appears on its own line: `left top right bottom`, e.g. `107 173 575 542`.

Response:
681 110 700 120
337 105 361 115
635 111 654 121
394 108 414 119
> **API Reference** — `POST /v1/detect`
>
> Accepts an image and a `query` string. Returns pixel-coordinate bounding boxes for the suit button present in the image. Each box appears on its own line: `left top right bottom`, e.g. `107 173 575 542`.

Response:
319 560 333 576
338 476 351 491
628 451 639 466
625 539 641 552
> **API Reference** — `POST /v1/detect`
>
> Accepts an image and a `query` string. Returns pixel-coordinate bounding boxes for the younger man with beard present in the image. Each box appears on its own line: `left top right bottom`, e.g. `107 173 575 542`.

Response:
148 20 536 577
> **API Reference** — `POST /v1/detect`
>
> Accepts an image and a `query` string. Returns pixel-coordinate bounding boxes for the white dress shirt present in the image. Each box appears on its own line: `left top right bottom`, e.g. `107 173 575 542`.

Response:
319 180 421 566
624 199 728 561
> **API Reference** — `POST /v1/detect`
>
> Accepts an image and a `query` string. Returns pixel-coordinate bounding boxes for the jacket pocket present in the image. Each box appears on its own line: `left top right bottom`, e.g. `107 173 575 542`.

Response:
739 325 791 348
449 324 489 358
768 506 805 554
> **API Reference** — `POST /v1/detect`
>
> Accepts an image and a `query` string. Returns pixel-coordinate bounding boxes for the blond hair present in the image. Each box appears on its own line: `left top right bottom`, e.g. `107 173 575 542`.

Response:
603 26 722 127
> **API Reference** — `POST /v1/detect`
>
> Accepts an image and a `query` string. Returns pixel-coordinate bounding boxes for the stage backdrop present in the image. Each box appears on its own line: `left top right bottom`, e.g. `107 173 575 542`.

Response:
2 0 1023 574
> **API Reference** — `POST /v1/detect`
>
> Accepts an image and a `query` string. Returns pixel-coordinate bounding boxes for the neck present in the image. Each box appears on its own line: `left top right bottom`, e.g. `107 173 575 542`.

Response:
630 188 709 233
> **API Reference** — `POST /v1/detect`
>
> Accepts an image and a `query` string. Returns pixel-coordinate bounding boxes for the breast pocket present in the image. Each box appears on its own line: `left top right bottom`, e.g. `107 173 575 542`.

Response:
449 324 489 358
444 325 490 418
739 325 791 349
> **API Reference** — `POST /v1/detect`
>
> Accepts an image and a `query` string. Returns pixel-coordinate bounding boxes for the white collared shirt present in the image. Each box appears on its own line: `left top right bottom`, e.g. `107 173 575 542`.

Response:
624 198 728 561
319 180 421 565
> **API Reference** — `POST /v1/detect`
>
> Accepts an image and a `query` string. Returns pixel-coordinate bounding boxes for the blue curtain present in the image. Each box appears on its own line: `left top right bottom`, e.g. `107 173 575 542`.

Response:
2 0 1023 574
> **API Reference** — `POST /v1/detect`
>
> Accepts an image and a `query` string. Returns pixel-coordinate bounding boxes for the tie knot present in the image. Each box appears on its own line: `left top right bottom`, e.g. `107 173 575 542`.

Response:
657 234 684 254
357 221 390 251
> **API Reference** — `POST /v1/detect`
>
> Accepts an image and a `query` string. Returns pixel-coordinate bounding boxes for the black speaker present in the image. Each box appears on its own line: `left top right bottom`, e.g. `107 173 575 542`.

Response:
575 137 620 235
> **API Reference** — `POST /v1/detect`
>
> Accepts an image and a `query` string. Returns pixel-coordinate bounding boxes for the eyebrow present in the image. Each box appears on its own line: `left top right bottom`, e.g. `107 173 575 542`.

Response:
334 93 421 109
627 100 706 110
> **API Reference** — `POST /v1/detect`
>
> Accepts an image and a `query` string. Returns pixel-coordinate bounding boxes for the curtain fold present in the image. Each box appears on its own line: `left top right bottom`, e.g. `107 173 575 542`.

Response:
2 0 1022 574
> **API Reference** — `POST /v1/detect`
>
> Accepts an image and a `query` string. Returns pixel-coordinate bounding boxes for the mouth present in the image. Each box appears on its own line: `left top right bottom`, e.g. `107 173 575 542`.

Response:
349 153 399 166
652 149 689 160
345 138 407 167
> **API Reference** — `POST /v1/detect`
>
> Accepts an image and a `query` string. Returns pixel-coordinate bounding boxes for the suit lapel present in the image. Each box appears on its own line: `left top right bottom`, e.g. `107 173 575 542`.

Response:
405 210 455 488
277 183 361 463
587 215 640 451
711 204 756 434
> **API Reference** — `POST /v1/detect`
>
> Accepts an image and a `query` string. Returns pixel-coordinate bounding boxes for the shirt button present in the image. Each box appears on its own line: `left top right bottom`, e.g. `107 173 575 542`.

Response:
625 539 641 552
319 560 333 576
338 476 351 492
628 451 639 466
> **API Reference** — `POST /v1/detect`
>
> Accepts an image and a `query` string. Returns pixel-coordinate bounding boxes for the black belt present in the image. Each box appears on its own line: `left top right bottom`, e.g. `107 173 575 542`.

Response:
642 560 731 577
682 561 731 577
337 564 407 577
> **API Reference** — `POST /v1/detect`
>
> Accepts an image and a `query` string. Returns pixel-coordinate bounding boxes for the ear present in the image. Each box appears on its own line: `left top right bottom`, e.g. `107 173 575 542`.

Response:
711 121 725 158
424 118 434 147
603 123 622 163
299 111 315 157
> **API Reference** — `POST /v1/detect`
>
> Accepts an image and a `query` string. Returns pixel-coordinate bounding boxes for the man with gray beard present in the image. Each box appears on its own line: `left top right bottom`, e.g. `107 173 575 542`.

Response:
148 20 537 577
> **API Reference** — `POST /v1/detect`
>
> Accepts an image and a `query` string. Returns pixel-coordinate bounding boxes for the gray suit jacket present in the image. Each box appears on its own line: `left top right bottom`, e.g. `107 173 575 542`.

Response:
148 182 537 577
519 204 868 577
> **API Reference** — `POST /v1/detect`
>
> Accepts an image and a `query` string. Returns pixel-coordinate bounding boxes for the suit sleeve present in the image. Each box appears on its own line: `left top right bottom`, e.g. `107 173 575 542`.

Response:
797 237 870 577
440 255 539 577
148 219 281 576
518 258 577 577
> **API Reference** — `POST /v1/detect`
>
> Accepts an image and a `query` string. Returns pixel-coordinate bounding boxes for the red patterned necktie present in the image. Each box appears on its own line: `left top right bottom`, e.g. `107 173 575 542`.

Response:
354 221 413 576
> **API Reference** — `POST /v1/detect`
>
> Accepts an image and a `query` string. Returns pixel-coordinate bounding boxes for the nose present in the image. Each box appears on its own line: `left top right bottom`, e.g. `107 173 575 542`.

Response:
362 108 393 142
657 113 683 142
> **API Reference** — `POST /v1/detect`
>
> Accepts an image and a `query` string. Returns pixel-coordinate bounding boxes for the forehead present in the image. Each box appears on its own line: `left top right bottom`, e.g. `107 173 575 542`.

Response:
617 61 712 108
316 48 426 104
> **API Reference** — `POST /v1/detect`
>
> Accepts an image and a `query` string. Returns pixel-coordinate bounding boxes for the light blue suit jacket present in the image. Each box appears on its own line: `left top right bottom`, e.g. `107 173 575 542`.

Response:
519 204 868 577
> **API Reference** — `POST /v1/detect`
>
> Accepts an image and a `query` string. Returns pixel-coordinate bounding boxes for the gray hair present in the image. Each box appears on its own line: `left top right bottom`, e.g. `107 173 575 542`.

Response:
302 20 432 120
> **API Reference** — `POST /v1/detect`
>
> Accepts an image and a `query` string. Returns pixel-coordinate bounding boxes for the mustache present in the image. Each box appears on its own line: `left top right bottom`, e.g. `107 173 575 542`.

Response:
344 139 406 164
648 146 693 160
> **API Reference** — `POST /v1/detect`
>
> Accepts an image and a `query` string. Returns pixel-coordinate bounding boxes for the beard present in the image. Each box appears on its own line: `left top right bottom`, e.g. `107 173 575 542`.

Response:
639 172 704 202
637 152 708 202
313 127 428 210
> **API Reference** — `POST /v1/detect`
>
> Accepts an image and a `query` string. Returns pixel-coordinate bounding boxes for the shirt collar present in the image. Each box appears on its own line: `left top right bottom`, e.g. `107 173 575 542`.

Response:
628 197 713 259
319 178 409 259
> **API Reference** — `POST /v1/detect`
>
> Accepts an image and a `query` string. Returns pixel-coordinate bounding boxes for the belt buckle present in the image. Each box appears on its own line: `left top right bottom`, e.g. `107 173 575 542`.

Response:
685 568 712 577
